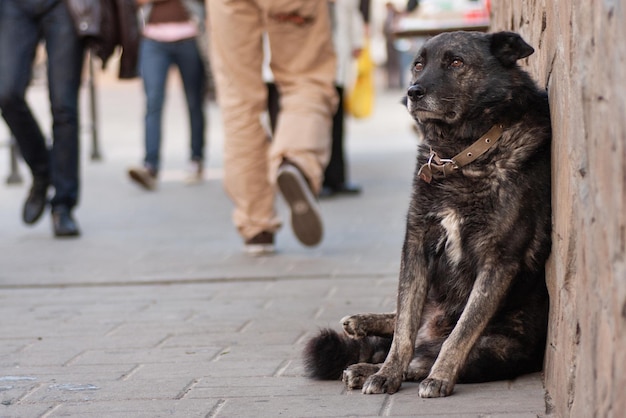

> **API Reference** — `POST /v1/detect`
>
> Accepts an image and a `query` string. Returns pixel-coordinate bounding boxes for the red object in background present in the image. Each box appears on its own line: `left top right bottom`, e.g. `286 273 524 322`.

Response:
464 1 490 22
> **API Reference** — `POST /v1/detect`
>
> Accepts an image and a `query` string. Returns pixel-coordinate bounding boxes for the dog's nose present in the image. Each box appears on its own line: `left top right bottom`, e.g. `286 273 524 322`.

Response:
407 84 425 101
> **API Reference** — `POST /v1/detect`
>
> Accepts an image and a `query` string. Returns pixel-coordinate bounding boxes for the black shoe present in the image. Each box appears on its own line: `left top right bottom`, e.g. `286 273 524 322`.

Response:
244 231 275 255
23 177 49 224
319 182 362 198
336 182 362 195
319 186 335 198
52 207 80 238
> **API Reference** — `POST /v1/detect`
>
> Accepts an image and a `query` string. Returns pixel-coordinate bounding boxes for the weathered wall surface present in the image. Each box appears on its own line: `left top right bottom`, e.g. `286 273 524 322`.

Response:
491 2 625 417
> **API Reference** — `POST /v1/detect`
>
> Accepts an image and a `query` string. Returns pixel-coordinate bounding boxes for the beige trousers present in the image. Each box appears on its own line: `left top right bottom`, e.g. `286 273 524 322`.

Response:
208 0 338 240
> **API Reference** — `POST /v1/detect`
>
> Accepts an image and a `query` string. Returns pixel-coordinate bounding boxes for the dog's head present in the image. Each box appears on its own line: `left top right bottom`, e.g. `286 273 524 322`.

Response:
405 31 535 127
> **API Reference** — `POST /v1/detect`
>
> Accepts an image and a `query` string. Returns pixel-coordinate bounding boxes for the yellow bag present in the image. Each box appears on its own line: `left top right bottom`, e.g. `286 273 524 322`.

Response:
346 43 375 119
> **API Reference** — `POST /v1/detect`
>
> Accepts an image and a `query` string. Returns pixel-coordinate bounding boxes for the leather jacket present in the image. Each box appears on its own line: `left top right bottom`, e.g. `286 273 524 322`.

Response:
64 0 140 79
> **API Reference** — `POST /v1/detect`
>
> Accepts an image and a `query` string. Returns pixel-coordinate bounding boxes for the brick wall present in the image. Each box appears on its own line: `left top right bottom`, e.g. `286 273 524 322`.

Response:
491 2 625 416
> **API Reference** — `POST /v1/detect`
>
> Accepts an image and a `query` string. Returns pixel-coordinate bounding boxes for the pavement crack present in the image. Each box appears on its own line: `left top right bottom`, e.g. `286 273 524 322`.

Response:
154 333 173 348
294 330 308 345
175 378 199 400
236 319 252 333
17 382 43 403
206 398 226 418
313 306 325 319
183 310 197 322
118 364 143 381
324 285 338 299
104 322 124 337
379 394 393 416
16 342 36 354
38 403 62 418
211 347 231 362
0 272 396 290
272 359 291 377
63 350 87 367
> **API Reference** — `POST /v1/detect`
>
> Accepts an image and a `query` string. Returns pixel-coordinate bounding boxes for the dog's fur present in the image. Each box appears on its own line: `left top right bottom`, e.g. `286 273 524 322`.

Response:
304 31 551 397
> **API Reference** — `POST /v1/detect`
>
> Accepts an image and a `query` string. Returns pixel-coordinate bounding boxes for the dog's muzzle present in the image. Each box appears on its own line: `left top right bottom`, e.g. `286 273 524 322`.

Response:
407 84 426 101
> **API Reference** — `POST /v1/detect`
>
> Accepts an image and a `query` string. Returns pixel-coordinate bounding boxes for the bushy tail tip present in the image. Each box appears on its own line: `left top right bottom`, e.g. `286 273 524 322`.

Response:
303 328 360 380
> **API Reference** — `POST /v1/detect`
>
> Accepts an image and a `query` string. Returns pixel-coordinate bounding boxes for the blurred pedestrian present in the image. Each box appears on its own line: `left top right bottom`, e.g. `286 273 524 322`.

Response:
0 0 86 237
383 1 402 89
321 0 365 197
128 0 208 190
208 0 338 254
267 0 364 197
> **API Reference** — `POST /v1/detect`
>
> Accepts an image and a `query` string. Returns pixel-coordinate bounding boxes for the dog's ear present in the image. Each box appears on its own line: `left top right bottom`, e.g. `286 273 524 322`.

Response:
489 32 535 67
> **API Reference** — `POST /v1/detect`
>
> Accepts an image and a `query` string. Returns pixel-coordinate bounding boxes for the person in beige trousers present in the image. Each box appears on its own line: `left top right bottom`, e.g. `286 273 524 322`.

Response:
208 0 338 254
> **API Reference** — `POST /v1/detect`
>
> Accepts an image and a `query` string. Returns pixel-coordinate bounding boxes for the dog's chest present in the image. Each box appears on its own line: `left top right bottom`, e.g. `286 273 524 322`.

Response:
420 206 479 304
420 196 491 269
436 208 463 266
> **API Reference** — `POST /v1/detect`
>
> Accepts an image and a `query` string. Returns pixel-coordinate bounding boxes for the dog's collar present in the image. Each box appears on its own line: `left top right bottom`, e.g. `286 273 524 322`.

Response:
418 124 504 183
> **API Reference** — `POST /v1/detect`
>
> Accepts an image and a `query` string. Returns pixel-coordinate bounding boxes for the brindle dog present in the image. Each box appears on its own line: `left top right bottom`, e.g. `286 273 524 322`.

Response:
304 31 552 398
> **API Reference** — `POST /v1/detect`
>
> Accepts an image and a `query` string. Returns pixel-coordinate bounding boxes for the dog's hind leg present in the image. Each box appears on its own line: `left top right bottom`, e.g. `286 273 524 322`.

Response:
343 337 441 388
457 334 541 383
343 363 382 389
406 337 446 381
342 312 396 338
344 361 431 389
406 359 434 381
458 299 549 383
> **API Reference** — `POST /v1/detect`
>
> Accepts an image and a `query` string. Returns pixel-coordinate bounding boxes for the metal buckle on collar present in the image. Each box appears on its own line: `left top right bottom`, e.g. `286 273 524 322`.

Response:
418 124 504 183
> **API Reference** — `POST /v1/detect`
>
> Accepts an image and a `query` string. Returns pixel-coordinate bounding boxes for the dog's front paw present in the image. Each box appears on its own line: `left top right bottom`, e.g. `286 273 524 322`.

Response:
341 314 367 338
362 372 402 394
342 363 380 389
418 377 454 398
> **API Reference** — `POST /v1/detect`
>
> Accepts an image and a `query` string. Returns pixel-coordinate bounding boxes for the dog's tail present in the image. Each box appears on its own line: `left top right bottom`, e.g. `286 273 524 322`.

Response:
303 328 392 380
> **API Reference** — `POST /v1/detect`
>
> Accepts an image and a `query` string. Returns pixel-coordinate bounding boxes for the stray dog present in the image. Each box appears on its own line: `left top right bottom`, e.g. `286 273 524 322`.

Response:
303 31 551 398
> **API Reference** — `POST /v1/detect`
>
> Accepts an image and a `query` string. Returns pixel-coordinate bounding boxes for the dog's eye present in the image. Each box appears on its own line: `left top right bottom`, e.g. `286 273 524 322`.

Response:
414 62 424 72
450 59 464 68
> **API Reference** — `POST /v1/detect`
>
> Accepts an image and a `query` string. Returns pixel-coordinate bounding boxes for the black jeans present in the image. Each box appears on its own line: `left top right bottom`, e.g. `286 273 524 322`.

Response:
267 83 347 188
0 0 84 210
324 85 346 188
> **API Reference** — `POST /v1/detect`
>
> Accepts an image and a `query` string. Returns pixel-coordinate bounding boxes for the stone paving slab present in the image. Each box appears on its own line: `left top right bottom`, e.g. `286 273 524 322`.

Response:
0 278 545 417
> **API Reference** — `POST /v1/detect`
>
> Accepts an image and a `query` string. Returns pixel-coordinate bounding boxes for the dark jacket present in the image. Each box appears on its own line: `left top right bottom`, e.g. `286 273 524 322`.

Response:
64 0 140 79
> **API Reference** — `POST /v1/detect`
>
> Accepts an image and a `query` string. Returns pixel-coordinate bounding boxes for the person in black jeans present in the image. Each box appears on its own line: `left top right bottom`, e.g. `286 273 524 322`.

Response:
0 0 85 237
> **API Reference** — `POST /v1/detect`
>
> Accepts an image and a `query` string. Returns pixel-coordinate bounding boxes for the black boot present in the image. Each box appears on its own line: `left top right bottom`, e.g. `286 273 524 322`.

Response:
52 206 80 238
23 177 49 224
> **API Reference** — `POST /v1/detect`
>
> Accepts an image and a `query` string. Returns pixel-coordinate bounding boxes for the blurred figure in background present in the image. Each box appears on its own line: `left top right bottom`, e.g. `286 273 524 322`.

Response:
320 0 365 197
208 0 337 254
383 1 402 89
0 0 85 237
128 0 208 191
